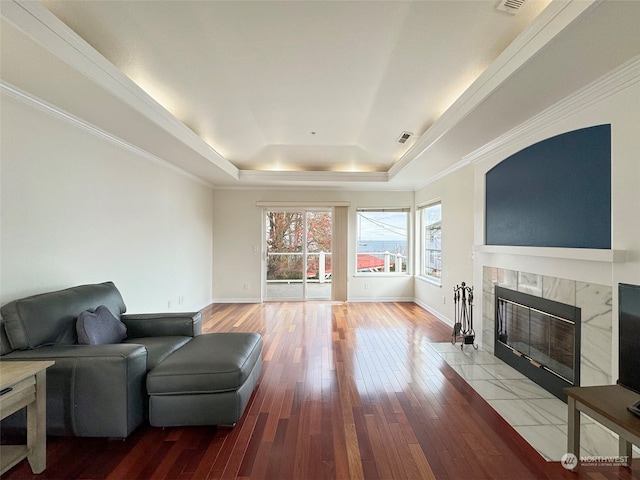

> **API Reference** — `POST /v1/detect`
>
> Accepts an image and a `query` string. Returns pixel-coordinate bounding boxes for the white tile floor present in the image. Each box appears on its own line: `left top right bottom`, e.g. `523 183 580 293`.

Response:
428 342 638 461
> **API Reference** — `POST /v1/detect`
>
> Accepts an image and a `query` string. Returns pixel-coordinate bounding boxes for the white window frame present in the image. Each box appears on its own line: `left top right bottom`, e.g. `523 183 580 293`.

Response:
355 207 410 276
419 201 442 284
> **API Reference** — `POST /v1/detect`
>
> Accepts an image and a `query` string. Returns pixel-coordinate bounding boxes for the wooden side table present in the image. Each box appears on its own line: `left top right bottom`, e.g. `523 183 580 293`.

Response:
0 360 55 475
565 385 640 468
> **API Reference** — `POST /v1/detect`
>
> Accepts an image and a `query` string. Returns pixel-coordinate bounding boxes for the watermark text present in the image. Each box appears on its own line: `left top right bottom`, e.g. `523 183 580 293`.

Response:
561 453 629 470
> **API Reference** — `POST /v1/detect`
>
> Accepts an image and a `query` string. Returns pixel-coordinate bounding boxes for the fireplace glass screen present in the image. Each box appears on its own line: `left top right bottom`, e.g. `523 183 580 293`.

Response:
497 298 576 384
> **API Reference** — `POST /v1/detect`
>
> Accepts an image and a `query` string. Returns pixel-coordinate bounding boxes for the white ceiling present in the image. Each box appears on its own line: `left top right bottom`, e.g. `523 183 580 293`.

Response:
2 0 639 189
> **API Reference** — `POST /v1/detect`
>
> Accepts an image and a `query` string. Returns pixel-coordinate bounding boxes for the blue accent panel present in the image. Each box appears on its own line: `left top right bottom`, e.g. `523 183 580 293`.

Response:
485 125 611 249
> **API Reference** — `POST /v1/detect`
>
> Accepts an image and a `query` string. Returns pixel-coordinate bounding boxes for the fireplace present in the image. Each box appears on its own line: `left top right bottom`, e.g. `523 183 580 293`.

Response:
494 286 581 401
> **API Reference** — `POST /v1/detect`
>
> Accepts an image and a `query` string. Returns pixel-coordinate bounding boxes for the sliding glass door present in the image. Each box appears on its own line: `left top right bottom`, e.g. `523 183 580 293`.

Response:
264 209 331 300
305 211 332 299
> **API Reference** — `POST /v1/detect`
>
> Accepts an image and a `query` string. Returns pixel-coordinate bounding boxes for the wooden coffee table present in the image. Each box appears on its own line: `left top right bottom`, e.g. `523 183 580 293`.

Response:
0 360 54 474
565 384 640 468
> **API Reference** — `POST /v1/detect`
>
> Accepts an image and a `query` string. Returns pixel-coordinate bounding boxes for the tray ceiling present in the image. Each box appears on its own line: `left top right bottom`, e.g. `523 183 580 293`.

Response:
2 1 639 189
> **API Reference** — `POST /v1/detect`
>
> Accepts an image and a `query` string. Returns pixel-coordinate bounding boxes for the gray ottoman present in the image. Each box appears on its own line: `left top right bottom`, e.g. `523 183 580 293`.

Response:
146 332 262 427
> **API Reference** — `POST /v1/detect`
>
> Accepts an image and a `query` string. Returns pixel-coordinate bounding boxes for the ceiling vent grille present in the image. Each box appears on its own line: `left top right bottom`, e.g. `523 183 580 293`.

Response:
496 0 526 15
397 132 413 144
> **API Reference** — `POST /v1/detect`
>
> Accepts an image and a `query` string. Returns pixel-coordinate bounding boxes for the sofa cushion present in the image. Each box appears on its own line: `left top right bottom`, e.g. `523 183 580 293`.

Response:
122 336 191 371
1 282 127 350
77 306 127 345
147 333 262 395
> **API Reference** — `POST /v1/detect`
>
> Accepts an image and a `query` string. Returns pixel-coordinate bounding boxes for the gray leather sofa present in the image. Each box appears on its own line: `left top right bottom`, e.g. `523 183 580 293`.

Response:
0 282 262 437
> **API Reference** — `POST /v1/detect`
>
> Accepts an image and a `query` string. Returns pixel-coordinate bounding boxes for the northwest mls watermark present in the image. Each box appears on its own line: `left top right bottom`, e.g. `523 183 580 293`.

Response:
561 453 630 470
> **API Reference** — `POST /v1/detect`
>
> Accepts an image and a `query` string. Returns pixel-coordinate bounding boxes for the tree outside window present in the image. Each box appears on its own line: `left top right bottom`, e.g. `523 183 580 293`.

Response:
266 211 332 281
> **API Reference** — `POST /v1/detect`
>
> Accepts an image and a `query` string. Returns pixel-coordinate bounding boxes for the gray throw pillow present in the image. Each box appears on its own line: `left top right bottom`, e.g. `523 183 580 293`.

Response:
76 305 127 345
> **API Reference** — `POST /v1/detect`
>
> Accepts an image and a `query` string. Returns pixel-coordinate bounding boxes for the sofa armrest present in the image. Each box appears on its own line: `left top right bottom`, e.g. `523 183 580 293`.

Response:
2 344 147 437
121 312 202 338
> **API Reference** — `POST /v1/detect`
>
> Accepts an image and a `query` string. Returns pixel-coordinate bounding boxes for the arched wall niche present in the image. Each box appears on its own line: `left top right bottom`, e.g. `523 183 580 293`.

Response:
485 124 611 249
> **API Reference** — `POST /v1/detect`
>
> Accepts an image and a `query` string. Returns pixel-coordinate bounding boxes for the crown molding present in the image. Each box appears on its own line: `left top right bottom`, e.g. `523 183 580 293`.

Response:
1 0 238 180
1 81 215 189
388 0 602 180
464 54 640 165
256 201 351 208
238 170 389 184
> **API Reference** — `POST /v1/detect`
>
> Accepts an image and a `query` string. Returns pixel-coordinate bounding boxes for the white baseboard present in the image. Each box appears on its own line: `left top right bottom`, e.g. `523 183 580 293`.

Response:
413 298 454 327
195 299 214 311
211 297 262 304
348 296 414 303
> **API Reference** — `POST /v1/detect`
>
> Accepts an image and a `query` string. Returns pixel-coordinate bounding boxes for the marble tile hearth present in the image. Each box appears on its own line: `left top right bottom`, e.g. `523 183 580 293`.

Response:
428 342 638 462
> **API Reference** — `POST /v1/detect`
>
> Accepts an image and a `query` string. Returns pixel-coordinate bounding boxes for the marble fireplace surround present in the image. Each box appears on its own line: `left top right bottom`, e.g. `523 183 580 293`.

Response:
481 266 613 388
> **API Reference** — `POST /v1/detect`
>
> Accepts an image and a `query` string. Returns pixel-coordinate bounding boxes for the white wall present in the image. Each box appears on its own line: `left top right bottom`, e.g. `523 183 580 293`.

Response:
413 165 475 325
1 93 214 312
212 189 415 302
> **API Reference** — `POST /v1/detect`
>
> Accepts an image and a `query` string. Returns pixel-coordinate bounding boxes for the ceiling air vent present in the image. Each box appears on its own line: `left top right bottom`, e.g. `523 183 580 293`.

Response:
496 0 526 15
397 132 413 144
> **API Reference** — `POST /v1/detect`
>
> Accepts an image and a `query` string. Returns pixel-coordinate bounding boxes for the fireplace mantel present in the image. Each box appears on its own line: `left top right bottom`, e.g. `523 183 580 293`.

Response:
473 245 627 263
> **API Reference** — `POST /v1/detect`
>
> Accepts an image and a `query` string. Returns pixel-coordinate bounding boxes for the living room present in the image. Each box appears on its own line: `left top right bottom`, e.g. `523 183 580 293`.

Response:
2 0 639 478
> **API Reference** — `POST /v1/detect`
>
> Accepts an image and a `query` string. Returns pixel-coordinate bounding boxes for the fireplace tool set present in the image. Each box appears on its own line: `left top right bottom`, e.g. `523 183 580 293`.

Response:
452 282 477 350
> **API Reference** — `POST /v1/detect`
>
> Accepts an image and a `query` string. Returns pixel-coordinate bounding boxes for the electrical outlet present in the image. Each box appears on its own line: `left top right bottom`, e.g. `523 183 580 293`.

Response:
244 283 251 290
364 282 369 290
167 299 172 309
178 295 184 305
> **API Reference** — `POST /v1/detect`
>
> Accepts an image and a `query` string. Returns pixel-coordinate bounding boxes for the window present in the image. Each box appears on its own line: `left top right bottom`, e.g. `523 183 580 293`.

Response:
420 202 441 283
356 208 409 274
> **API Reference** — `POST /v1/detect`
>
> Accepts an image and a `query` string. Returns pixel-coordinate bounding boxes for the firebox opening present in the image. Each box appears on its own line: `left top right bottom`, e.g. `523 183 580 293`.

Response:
494 286 581 402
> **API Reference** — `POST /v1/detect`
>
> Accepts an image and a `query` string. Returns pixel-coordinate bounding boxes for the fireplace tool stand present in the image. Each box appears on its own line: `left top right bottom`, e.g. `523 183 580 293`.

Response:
452 282 477 350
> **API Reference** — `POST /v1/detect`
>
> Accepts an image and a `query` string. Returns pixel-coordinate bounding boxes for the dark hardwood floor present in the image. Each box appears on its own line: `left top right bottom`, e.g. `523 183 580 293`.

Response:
2 302 637 479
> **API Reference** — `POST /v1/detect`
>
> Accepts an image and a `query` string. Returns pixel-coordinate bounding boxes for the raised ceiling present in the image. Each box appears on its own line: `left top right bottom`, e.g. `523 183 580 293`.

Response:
2 0 639 189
